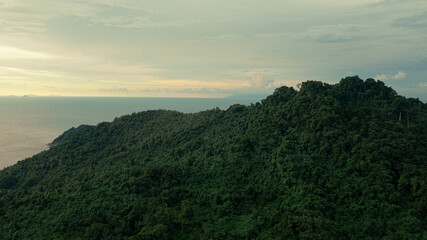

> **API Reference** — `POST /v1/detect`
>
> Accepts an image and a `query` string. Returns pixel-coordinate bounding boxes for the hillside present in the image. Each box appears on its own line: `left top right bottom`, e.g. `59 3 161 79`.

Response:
0 76 426 239
49 125 95 147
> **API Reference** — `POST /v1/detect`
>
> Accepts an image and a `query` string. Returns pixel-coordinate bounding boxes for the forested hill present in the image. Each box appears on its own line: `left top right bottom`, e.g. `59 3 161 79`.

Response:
1 76 426 239
49 124 95 147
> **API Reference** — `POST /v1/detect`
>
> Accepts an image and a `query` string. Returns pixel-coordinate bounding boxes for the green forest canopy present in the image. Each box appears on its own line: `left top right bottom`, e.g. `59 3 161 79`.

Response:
0 76 426 239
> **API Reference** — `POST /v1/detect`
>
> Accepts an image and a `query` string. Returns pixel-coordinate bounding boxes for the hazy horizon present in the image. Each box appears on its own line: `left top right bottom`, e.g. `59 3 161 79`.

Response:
0 93 269 99
1 86 425 102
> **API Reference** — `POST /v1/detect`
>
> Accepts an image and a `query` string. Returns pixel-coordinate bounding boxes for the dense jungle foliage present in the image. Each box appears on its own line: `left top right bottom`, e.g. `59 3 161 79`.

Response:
0 76 426 239
49 125 95 147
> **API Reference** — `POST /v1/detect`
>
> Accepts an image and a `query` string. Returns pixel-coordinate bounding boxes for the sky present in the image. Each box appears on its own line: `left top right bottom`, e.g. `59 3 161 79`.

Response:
0 0 426 100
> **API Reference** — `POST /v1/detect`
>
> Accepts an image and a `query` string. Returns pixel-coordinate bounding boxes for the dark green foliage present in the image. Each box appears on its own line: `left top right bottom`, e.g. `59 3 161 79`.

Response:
49 124 95 147
0 76 426 239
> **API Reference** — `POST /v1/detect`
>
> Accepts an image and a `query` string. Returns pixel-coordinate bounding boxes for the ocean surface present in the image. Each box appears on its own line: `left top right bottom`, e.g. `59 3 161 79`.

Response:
0 96 263 169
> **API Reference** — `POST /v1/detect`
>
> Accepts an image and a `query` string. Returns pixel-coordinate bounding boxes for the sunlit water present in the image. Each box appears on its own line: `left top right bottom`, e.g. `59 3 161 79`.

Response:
0 97 262 169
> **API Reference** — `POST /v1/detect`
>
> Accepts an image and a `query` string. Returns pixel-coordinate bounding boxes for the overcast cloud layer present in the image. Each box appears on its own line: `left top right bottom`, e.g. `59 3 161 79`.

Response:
0 0 426 100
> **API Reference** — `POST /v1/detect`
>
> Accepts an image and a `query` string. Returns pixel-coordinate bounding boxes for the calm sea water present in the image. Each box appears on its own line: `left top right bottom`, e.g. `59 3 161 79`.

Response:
0 96 262 169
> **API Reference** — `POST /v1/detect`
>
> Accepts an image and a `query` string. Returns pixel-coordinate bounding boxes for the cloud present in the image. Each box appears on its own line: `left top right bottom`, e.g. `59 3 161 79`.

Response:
302 24 368 43
375 71 406 81
374 74 389 81
0 1 100 34
98 86 129 93
0 0 426 100
149 79 250 90
0 66 65 79
393 11 427 29
203 34 244 42
267 79 301 89
0 45 51 59
139 88 161 93
391 71 406 80
0 0 189 35
89 0 142 10
0 0 23 9
91 15 188 29
226 69 275 88
418 82 427 88
177 87 229 94
251 72 264 88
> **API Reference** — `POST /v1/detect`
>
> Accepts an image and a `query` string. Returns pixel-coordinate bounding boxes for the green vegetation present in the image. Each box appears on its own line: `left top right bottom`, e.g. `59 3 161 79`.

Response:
49 125 95 147
0 76 426 239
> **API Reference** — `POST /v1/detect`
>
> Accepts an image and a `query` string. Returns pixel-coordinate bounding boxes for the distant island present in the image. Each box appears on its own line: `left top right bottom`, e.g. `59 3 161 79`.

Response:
0 76 426 239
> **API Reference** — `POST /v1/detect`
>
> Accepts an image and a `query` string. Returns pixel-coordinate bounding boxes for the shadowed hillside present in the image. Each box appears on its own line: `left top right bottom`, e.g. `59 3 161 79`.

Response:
0 76 426 239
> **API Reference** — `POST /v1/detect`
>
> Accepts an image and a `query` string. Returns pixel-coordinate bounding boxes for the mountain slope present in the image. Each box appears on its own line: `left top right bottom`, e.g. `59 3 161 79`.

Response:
49 124 95 147
0 76 426 239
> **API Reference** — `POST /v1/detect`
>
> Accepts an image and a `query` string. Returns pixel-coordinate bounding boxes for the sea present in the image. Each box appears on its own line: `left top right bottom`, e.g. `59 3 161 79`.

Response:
0 96 263 169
